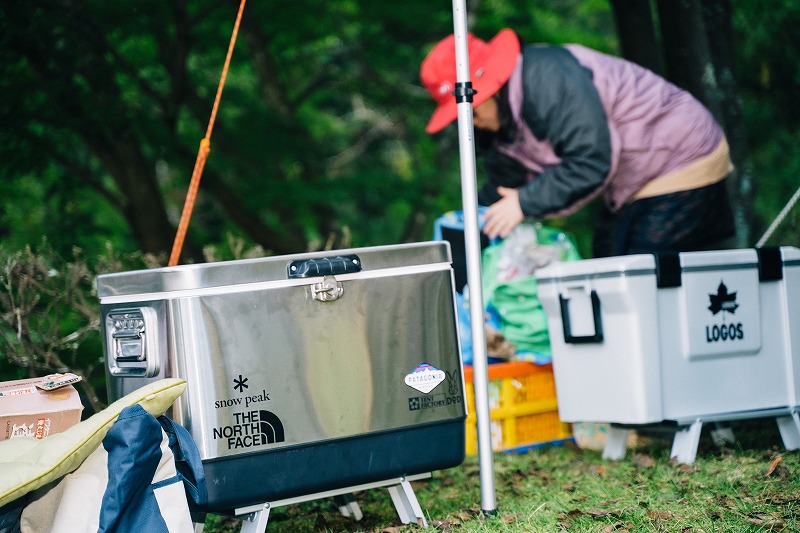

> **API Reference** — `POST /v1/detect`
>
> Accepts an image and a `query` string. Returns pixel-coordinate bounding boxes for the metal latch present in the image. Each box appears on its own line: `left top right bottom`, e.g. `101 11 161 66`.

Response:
106 307 159 376
111 313 147 362
310 276 344 302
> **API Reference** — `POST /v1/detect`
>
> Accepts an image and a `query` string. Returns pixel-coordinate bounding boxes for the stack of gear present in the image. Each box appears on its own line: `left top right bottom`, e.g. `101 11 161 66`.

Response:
0 379 202 533
434 211 581 364
480 223 581 363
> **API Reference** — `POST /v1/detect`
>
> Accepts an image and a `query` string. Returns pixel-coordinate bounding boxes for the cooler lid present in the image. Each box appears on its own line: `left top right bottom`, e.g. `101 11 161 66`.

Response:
97 241 451 298
670 247 800 281
779 246 800 262
536 247 800 286
535 254 656 284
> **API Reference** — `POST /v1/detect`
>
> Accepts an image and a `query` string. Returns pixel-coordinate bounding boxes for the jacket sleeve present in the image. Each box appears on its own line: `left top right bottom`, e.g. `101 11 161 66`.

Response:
478 150 530 206
486 46 612 218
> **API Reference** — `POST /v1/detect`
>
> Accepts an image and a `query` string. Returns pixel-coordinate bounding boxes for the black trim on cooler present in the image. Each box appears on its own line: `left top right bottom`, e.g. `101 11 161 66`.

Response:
655 252 681 288
197 419 466 513
756 246 783 281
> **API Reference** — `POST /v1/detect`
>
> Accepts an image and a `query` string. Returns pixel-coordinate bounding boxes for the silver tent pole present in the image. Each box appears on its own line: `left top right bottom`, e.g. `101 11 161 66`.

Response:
450 0 497 513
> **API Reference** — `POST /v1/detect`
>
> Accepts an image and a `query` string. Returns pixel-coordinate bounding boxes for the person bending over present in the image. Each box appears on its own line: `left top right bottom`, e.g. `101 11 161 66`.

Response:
420 29 735 257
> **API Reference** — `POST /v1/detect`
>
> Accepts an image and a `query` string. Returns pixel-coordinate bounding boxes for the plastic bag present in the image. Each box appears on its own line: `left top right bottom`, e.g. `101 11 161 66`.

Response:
482 224 581 364
495 224 575 281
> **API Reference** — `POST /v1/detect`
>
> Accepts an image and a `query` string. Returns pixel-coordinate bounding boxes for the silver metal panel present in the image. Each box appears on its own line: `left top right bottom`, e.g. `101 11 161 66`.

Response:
535 254 657 285
101 242 465 461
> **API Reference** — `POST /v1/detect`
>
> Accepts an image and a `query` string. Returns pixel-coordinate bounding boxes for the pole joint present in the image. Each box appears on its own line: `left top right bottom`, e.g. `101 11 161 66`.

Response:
452 82 477 103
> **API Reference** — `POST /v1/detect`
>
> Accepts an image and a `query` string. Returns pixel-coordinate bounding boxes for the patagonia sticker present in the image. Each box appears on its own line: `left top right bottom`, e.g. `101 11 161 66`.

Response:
404 363 446 394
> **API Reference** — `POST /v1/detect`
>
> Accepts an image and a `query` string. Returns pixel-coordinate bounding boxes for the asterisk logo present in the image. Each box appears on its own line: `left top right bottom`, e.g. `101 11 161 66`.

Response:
233 374 249 393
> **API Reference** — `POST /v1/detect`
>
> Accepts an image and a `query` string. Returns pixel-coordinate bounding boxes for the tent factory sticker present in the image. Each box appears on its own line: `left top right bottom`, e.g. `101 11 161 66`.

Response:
404 363 446 394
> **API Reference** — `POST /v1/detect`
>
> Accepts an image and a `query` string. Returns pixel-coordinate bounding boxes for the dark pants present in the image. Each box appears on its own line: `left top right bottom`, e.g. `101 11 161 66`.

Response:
592 179 736 258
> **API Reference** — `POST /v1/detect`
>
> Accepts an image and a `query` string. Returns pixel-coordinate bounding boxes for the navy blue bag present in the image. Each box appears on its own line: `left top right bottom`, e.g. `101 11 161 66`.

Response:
17 404 207 533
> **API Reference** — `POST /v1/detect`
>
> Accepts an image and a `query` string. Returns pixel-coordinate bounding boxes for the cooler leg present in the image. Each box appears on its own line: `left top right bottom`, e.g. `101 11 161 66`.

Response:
776 412 800 450
387 478 428 527
670 420 703 464
239 503 270 533
602 427 629 460
333 494 363 521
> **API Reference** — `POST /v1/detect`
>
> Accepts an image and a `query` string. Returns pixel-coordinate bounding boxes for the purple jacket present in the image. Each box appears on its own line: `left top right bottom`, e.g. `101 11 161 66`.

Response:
478 44 724 218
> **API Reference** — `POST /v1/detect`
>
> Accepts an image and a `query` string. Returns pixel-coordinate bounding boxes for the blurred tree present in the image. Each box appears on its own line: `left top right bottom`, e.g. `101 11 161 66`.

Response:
0 0 796 262
733 0 800 246
606 0 753 247
609 0 663 74
0 0 462 263
0 2 184 258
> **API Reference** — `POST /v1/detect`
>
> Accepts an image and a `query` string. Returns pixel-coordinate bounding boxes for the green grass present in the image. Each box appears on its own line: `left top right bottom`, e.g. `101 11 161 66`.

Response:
202 419 800 532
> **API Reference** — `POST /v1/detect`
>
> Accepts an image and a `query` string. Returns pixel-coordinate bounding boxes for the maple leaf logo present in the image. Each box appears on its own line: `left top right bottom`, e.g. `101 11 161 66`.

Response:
708 281 738 316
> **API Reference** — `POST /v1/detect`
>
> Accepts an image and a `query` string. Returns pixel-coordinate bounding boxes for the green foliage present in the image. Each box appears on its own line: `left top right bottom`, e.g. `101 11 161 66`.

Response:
749 127 800 246
473 0 618 53
0 242 160 412
732 1 800 244
1 0 799 258
0 0 620 260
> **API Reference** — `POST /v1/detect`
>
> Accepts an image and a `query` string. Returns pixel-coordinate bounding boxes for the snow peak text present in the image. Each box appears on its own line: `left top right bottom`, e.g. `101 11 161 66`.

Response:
214 389 270 409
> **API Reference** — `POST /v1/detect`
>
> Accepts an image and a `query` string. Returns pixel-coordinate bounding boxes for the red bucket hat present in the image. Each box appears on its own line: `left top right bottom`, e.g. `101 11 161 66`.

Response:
420 29 520 134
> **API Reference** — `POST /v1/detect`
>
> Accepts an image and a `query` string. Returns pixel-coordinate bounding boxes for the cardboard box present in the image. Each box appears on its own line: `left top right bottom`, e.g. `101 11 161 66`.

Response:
0 376 84 440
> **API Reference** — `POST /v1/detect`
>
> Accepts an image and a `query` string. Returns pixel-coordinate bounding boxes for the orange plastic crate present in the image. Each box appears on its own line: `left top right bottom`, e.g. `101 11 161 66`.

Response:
463 362 572 455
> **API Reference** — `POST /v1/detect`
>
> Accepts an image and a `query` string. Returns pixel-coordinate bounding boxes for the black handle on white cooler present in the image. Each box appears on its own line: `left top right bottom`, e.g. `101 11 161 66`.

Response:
559 290 604 343
287 254 362 278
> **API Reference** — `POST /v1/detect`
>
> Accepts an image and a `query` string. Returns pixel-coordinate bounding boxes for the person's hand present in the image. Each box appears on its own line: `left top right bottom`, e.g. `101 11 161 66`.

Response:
483 187 524 239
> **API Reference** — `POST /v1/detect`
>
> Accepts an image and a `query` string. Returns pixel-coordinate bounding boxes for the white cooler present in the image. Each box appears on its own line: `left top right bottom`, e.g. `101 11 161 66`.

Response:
536 247 800 428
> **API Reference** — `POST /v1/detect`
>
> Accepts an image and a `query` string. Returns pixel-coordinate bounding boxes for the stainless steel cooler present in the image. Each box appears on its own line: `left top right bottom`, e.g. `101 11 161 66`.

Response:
98 242 466 512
